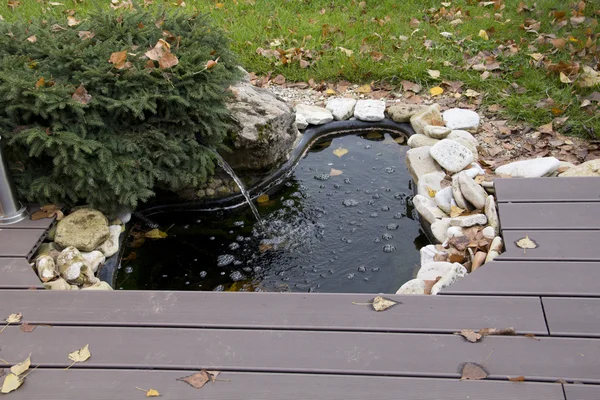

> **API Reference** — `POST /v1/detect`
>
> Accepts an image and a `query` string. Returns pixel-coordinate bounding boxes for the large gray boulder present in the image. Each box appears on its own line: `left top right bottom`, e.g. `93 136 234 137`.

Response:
224 82 300 171
55 208 110 252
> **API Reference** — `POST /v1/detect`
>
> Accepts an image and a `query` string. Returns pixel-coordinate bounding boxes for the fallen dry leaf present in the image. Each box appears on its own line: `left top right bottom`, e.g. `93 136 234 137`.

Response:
256 194 270 204
450 205 465 218
26 35 36 43
1 313 22 333
460 362 488 380
0 374 23 394
479 327 517 336
66 344 91 369
158 50 179 69
178 370 210 389
145 228 168 239
109 50 128 69
333 147 349 158
206 370 220 382
258 243 273 253
508 376 526 382
78 30 95 40
456 329 483 343
19 323 36 333
356 84 372 93
35 77 45 89
72 84 92 105
478 29 489 40
427 69 440 79
10 356 30 376
524 333 540 341
515 235 537 253
136 387 161 397
430 86 444 96
67 16 81 26
330 168 343 176
372 296 397 312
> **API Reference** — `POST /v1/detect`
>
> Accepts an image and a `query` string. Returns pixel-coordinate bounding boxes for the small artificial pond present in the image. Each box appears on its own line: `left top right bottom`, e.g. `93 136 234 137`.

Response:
117 131 429 293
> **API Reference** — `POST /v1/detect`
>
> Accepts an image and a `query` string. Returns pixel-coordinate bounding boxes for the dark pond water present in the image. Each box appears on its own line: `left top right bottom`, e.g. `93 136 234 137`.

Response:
117 131 429 293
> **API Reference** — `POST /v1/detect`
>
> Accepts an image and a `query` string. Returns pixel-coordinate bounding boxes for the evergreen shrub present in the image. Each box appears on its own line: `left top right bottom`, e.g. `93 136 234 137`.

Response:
0 8 241 212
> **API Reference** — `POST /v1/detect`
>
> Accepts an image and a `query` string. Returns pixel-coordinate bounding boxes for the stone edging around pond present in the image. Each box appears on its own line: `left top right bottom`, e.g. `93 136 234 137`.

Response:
292 98 599 295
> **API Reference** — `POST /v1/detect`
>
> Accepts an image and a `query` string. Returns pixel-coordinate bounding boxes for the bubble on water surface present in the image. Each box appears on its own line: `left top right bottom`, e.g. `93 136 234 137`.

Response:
124 266 133 274
394 212 404 219
314 173 330 181
199 271 207 278
383 244 396 253
370 213 378 218
229 242 240 250
217 254 235 267
282 199 295 207
387 223 399 230
233 221 244 227
347 273 355 279
372 193 381 199
213 285 225 291
382 233 394 240
358 265 367 273
344 178 352 184
342 199 359 207
381 206 390 211
385 167 396 174
230 271 246 282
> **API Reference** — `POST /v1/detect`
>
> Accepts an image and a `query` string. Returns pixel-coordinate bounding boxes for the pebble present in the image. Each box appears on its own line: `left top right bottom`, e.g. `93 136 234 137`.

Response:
450 214 488 227
485 236 503 263
417 171 446 198
417 261 459 281
413 194 448 224
495 157 560 178
405 146 443 183
482 226 496 240
431 263 468 295
295 113 308 130
452 172 471 210
354 99 386 121
442 108 480 131
420 245 439 267
447 130 478 147
430 139 474 173
431 218 451 243
464 162 485 179
386 104 427 122
485 195 499 236
407 134 440 148
458 172 488 209
423 125 451 139
434 187 455 214
559 159 600 177
295 104 334 125
326 98 357 120
395 278 426 295
410 104 442 136
446 226 465 238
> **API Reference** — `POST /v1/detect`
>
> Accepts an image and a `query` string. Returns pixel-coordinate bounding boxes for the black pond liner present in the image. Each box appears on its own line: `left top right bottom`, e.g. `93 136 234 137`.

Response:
101 118 438 288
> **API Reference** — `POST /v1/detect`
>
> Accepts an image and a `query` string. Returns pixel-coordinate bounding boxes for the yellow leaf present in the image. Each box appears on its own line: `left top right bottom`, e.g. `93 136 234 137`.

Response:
356 84 372 93
516 235 537 254
330 168 343 176
478 29 489 40
559 72 572 84
257 194 270 204
66 344 91 370
427 69 440 79
146 388 160 397
450 205 465 218
528 53 543 61
333 147 349 158
1 374 23 394
372 296 397 312
10 355 30 376
6 313 22 323
426 186 436 198
430 86 444 96
215 2 224 8
35 77 45 88
325 88 336 95
145 229 168 239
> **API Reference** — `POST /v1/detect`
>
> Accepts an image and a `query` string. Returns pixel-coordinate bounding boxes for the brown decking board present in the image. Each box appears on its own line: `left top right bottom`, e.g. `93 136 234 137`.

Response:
0 258 42 289
499 230 600 261
2 326 600 383
564 385 600 400
441 261 600 297
0 291 548 334
4 370 566 400
498 202 600 230
542 297 600 337
495 177 600 203
0 228 47 258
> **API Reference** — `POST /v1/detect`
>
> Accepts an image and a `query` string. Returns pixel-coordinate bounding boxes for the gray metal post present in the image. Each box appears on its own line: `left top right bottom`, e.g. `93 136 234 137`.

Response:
0 134 27 225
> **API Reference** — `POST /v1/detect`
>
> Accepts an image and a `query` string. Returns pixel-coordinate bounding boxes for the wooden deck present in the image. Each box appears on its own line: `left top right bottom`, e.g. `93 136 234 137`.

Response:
1 177 599 399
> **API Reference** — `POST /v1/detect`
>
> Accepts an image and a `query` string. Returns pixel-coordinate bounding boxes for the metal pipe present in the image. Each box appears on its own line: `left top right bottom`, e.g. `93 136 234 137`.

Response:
0 134 27 225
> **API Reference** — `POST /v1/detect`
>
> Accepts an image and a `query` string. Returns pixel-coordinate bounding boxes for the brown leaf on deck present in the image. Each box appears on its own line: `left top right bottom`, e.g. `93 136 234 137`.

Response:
460 362 488 380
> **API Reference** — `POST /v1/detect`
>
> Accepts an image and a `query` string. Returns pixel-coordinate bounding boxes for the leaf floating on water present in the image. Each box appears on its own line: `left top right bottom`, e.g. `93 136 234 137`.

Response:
456 329 483 343
178 370 210 389
145 229 168 239
10 355 30 376
508 376 526 382
333 147 349 158
256 194 270 204
66 344 91 370
330 168 343 176
0 373 23 394
460 362 488 380
372 296 397 312
516 235 537 253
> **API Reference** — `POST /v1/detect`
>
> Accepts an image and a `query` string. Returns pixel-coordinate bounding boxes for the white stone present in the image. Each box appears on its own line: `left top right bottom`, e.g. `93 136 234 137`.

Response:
295 104 333 125
43 277 72 291
36 255 58 283
431 263 468 295
97 225 121 258
451 137 479 161
485 236 503 263
451 174 470 210
464 162 485 178
410 104 442 135
458 172 488 209
116 208 132 224
430 139 474 173
413 195 448 224
405 146 443 183
81 250 106 274
450 214 487 227
353 99 386 122
82 281 113 291
420 245 439 267
326 98 357 121
559 159 600 177
448 130 478 147
295 113 308 130
495 157 560 178
396 278 426 295
387 104 428 122
423 125 451 139
485 195 499 236
417 171 446 198
434 187 454 214
431 218 452 243
482 226 496 240
407 134 439 148
442 108 480 131
417 261 458 280
447 226 465 238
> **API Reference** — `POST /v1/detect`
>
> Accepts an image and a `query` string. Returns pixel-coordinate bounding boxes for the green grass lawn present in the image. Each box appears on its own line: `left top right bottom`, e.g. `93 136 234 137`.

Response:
1 0 598 137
